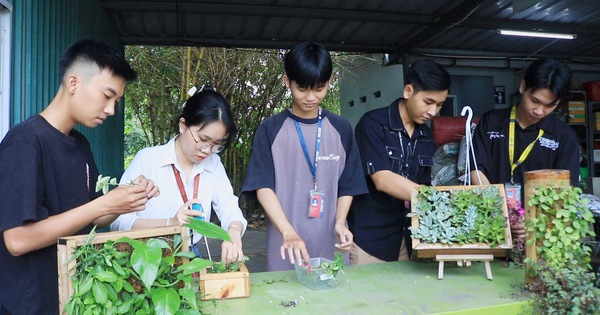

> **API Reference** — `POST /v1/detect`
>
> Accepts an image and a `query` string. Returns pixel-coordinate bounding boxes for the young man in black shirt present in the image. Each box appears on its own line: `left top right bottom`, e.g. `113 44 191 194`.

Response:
348 59 451 264
470 58 577 240
0 40 159 314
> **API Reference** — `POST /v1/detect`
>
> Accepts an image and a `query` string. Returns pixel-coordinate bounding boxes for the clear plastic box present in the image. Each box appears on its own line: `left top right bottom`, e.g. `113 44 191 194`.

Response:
294 257 337 290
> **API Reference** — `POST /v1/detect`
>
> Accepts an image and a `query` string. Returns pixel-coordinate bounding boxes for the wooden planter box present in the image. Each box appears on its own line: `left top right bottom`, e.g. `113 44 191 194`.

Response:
410 184 513 259
57 226 189 313
199 263 250 300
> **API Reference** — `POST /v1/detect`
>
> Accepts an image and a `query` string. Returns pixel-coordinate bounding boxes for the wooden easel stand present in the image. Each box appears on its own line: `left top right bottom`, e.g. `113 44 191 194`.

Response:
436 254 494 280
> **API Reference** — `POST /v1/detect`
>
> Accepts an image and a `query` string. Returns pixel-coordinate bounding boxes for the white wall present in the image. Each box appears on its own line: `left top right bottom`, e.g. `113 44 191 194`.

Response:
340 57 404 128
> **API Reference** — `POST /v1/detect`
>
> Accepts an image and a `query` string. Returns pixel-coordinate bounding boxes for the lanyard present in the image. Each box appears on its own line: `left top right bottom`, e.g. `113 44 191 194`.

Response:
171 164 200 203
397 131 418 178
508 106 544 183
293 108 322 190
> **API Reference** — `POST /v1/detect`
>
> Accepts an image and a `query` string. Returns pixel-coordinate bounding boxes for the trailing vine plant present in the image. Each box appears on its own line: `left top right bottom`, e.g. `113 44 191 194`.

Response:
525 186 595 269
523 185 599 314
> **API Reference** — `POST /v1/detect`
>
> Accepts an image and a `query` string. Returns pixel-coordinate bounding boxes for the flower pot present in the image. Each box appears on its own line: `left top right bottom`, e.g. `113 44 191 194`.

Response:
294 257 337 290
199 263 250 300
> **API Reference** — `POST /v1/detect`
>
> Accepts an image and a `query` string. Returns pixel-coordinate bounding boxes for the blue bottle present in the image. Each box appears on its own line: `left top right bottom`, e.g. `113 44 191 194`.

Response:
192 203 204 221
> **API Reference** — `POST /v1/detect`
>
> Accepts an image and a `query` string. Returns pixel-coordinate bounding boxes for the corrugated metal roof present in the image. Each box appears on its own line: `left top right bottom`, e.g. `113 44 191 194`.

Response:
99 0 600 64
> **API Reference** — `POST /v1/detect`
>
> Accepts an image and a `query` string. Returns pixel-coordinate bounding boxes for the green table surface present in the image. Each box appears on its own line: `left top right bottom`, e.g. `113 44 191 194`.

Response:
202 260 528 315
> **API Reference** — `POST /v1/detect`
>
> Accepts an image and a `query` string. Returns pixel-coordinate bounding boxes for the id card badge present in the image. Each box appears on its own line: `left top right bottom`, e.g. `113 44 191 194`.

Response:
308 190 325 218
505 183 522 208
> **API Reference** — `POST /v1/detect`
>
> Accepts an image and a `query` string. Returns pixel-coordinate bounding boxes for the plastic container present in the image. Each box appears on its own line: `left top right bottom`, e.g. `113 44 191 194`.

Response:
294 257 337 290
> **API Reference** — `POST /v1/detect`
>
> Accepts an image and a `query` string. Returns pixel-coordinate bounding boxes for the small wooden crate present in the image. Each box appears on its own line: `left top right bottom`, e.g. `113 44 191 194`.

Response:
199 263 250 300
410 184 513 258
57 226 189 313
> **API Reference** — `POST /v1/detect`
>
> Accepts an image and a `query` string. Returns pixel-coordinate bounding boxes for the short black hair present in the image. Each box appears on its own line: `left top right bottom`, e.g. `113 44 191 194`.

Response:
405 59 451 92
59 39 137 82
523 58 572 102
284 42 332 88
179 87 237 150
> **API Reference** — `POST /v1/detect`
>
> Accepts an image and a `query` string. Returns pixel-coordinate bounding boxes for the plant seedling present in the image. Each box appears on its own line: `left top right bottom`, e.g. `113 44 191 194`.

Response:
95 174 136 194
207 256 250 274
304 252 345 277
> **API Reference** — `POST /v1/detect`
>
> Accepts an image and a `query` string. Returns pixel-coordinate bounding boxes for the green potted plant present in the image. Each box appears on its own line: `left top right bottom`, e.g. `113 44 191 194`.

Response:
522 185 600 314
409 184 512 258
61 219 231 314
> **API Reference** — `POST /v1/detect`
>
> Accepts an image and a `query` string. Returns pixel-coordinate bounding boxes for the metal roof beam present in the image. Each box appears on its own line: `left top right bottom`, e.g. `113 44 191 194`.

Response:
121 37 397 52
100 1 432 24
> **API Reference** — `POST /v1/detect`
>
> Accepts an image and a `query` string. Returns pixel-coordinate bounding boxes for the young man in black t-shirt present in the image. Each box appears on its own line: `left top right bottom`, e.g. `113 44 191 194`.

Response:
0 40 159 314
470 58 577 240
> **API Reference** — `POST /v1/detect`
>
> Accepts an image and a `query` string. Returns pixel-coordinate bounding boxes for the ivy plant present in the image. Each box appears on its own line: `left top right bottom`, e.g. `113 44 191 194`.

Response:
525 185 595 269
522 185 599 314
409 185 507 246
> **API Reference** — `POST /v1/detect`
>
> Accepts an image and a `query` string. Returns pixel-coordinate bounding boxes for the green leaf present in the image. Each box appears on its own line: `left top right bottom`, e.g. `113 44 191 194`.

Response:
151 287 180 315
184 218 231 242
77 275 94 297
112 262 127 276
95 270 119 283
104 282 119 301
117 299 132 314
147 238 172 250
130 241 162 290
122 280 135 293
178 258 213 275
178 287 198 310
175 251 197 259
92 280 108 305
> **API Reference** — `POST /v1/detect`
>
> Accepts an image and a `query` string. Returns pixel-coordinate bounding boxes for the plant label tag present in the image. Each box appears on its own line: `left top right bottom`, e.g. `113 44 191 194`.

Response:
308 190 325 218
504 183 521 208
320 274 334 281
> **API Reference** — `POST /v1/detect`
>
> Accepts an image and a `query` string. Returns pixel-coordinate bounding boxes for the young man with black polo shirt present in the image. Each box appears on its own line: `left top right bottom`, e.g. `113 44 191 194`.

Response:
470 58 578 239
348 59 451 264
0 40 159 314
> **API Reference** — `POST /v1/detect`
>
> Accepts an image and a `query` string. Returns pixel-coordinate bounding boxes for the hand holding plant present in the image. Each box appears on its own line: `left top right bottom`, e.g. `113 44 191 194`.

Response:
95 175 126 194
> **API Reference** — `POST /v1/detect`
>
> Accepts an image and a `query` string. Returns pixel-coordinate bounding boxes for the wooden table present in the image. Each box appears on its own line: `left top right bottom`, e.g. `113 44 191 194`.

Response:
202 260 527 315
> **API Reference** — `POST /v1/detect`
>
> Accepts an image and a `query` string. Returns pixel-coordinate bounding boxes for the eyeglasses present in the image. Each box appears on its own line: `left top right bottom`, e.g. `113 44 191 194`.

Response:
188 128 224 153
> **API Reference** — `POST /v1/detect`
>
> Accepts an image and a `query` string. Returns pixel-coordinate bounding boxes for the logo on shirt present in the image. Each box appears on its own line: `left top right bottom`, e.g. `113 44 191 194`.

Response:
317 154 341 162
487 131 505 139
539 137 559 151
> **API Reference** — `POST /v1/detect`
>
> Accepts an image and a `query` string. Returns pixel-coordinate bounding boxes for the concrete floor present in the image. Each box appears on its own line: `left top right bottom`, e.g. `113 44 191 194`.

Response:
203 230 267 272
